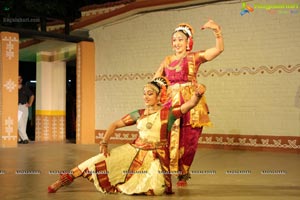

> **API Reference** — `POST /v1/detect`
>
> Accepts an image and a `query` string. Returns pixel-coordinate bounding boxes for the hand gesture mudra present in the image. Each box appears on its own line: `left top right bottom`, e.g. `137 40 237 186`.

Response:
201 19 221 31
99 143 110 157
192 80 206 97
195 83 206 96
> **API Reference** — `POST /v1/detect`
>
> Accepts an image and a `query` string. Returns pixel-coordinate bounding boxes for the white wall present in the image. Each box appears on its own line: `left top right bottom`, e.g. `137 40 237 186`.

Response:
90 0 300 136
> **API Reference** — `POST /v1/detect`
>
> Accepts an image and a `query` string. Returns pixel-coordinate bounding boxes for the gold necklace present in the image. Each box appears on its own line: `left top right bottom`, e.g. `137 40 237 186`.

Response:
166 60 182 72
166 53 187 72
146 111 159 129
174 52 187 60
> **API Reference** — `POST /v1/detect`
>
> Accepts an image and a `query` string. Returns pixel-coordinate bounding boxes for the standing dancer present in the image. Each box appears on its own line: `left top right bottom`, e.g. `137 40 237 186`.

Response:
153 20 224 186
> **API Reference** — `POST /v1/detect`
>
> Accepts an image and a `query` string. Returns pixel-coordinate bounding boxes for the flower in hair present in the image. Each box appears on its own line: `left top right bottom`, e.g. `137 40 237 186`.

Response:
174 26 192 37
153 76 169 89
152 77 170 104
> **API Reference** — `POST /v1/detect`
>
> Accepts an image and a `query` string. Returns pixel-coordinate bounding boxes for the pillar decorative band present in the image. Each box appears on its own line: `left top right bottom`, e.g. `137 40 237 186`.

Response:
36 110 66 116
35 110 66 142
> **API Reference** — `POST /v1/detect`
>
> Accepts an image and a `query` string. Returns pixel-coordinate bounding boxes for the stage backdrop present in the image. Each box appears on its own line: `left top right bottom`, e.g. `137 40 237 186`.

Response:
90 0 300 152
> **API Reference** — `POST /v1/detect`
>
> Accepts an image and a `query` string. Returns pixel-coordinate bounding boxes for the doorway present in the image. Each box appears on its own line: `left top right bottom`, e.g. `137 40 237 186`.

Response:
19 60 77 142
19 61 36 141
66 59 76 142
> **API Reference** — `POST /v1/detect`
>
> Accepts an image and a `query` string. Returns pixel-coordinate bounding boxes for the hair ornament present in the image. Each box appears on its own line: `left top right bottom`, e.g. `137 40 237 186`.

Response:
174 26 192 37
152 77 169 104
152 77 169 89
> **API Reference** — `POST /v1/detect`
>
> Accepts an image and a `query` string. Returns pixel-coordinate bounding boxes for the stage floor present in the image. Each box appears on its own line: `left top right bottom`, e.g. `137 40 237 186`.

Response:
0 142 299 200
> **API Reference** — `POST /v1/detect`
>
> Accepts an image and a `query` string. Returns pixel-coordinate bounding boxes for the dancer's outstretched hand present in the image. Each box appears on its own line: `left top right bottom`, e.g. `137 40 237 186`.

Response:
99 143 110 157
201 19 221 31
195 83 206 96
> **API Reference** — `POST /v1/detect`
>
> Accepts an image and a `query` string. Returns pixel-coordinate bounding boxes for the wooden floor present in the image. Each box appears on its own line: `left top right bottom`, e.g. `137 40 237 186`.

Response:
0 142 300 200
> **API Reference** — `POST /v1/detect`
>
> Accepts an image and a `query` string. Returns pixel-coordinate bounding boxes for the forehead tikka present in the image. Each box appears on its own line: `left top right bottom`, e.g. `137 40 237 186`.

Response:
144 83 160 94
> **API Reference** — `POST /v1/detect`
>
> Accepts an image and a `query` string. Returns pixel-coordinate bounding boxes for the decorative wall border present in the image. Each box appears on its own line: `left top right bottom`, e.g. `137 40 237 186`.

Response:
95 64 300 81
95 130 138 144
95 130 300 153
198 133 300 153
96 73 154 81
199 64 300 77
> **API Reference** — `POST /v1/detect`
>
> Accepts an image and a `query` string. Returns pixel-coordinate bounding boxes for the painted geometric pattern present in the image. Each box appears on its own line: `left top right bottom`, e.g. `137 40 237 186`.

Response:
199 64 300 77
95 64 300 81
198 134 300 153
35 115 65 141
95 130 138 143
96 72 154 81
2 36 18 60
95 130 300 153
2 116 17 141
3 78 17 92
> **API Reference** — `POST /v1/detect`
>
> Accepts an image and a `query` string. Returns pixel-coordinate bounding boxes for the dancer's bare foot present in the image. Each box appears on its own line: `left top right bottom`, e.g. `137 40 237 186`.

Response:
48 180 62 193
48 173 74 193
176 180 187 187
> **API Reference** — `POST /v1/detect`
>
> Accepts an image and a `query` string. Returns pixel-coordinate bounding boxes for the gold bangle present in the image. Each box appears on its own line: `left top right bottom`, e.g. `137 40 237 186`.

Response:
214 30 222 38
195 92 203 98
99 140 108 146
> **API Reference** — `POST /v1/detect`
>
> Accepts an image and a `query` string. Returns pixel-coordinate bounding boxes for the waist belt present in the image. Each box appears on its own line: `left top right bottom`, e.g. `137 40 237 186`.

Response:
132 137 167 150
169 82 192 90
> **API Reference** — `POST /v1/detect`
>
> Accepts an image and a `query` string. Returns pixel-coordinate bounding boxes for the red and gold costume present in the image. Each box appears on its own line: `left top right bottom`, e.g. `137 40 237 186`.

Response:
158 51 212 180
51 106 182 195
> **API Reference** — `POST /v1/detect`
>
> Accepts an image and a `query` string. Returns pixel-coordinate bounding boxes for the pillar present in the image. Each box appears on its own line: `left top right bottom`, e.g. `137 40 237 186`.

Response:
35 52 66 142
76 41 95 144
0 32 19 147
